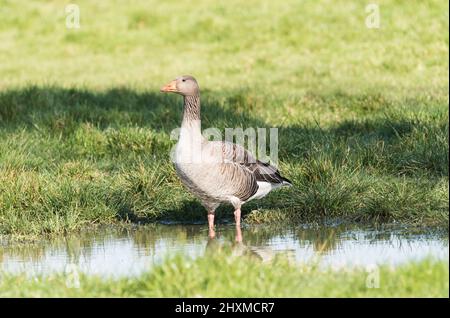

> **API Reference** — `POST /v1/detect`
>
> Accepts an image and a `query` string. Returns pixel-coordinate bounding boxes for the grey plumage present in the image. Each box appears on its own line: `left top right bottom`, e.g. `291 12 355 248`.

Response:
161 75 291 217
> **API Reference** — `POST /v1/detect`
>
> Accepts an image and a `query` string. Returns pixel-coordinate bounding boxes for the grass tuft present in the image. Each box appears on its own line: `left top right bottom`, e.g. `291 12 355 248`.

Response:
0 0 448 236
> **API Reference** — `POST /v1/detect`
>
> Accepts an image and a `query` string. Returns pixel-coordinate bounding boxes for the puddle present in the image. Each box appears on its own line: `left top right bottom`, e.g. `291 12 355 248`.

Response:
0 224 448 278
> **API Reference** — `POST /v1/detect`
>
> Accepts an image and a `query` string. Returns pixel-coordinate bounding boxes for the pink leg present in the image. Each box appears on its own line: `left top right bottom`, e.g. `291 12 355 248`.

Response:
208 212 215 239
235 224 243 243
234 208 241 227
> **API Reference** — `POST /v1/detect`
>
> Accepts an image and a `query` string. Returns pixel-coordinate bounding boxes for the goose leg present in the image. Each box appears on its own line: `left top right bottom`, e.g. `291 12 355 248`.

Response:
234 208 241 227
207 212 215 239
235 223 243 243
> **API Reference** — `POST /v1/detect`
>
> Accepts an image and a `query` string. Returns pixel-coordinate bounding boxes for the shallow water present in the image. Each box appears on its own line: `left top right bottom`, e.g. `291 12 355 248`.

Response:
0 224 448 278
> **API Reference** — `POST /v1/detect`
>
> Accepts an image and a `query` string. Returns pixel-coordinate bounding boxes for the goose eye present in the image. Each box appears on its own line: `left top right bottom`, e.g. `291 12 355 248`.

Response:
182 79 186 82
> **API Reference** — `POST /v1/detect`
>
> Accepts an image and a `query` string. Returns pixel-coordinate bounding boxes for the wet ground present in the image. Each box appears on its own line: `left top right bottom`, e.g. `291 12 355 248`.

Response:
0 223 448 278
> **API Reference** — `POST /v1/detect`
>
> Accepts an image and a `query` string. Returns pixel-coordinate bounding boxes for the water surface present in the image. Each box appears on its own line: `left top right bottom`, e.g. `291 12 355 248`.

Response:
0 224 448 278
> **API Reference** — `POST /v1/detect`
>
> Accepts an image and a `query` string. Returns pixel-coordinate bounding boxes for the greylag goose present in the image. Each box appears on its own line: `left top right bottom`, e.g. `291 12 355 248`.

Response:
161 75 291 239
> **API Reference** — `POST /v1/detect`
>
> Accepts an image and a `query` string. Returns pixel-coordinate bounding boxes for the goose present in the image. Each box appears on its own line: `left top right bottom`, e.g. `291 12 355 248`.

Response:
161 75 291 240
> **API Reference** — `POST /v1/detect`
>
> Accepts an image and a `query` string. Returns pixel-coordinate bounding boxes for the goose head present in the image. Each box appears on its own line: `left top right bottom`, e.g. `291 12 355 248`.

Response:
160 75 199 96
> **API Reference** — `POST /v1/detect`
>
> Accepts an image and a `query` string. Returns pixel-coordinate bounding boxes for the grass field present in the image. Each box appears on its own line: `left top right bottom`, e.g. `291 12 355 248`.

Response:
0 253 448 297
0 0 449 237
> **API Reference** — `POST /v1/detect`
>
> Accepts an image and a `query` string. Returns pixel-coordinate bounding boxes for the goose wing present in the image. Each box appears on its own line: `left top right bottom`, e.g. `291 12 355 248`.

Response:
203 141 291 202
216 141 291 185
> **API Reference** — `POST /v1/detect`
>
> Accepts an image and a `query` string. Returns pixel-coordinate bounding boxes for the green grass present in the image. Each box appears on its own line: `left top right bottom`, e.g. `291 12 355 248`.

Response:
0 0 448 236
0 253 447 297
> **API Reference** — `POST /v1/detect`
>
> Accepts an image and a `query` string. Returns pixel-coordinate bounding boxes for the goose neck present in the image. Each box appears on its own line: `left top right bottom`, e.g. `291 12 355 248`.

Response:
181 94 201 127
179 94 202 144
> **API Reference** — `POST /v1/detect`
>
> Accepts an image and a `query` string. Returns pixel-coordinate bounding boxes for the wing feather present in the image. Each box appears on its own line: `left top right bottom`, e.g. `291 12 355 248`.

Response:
217 141 291 184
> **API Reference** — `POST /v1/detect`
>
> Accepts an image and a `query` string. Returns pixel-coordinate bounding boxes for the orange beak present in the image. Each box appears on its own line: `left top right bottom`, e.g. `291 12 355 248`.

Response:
160 80 178 93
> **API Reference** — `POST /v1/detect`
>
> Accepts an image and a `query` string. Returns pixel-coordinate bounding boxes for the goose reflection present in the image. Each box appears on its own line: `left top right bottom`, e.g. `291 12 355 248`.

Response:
206 226 295 263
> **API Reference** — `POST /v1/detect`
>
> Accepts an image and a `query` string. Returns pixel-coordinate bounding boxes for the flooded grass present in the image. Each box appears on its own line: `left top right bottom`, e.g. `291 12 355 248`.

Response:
0 224 447 278
0 223 447 297
0 0 447 298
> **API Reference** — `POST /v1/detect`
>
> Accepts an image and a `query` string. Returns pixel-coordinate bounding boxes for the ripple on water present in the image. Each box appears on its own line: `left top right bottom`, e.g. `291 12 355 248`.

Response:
0 224 448 278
